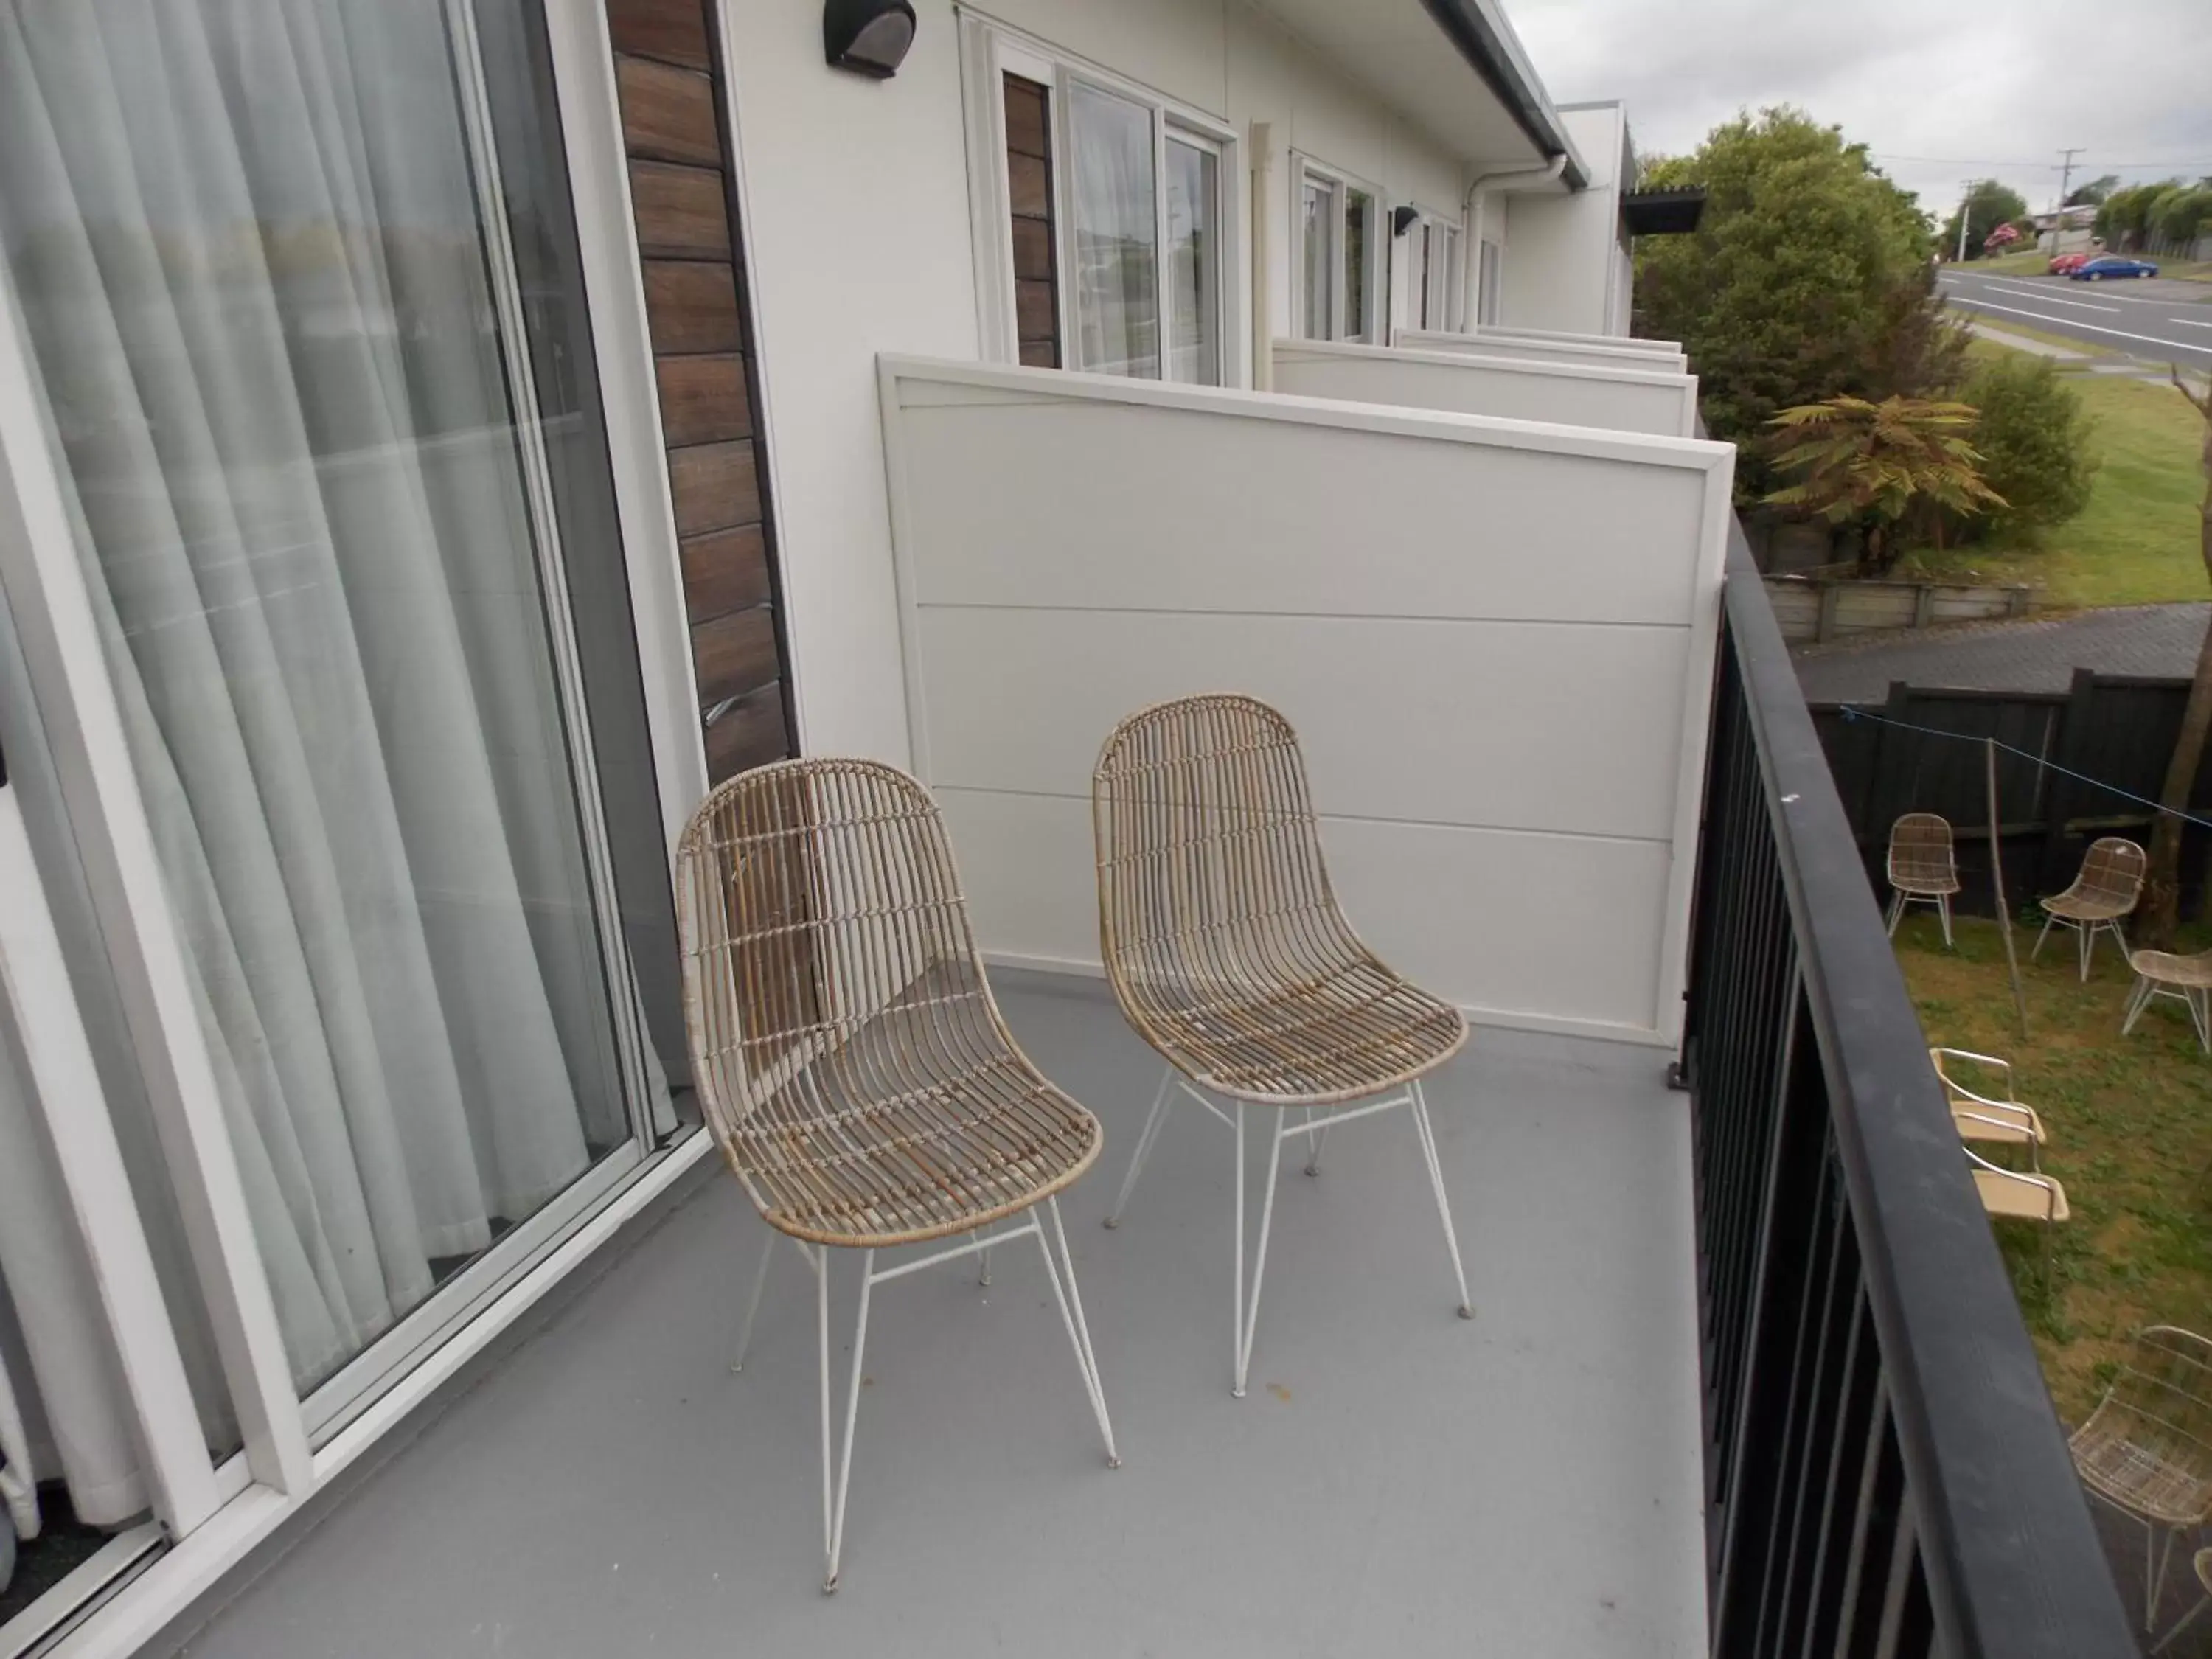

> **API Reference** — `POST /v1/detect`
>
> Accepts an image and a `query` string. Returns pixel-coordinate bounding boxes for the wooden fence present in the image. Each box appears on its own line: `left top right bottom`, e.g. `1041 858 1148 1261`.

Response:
1809 670 2212 919
1767 573 2034 644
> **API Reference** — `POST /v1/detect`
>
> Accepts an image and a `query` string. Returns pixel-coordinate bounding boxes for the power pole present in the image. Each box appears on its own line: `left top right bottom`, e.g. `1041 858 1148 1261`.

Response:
2054 147 2084 250
1957 180 1973 262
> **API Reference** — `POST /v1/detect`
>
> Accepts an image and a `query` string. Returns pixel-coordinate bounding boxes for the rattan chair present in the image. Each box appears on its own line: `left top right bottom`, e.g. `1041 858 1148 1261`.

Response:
676 759 1118 1592
2070 1326 2212 1630
1885 813 1961 946
2035 836 2146 981
2125 948 2212 1054
1091 694 1472 1398
1929 1048 2047 1169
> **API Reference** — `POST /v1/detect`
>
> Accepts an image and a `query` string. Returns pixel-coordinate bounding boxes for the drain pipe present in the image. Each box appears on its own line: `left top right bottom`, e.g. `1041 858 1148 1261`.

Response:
1250 122 1273 389
0 1343 40 1542
1462 154 1565 329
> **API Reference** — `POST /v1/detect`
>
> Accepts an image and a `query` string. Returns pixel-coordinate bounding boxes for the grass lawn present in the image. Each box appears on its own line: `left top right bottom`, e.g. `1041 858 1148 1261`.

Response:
1893 347 2206 607
1895 912 2212 1420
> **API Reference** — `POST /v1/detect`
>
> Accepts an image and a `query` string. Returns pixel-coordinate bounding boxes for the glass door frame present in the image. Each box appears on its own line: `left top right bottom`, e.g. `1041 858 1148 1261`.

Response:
0 0 714 1590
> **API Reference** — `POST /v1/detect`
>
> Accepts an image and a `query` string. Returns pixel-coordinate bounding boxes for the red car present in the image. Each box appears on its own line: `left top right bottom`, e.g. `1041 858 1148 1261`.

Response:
2049 252 2090 274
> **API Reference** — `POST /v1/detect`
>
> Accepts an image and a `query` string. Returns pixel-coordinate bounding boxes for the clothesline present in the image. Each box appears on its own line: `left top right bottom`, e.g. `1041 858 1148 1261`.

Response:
1835 703 2212 835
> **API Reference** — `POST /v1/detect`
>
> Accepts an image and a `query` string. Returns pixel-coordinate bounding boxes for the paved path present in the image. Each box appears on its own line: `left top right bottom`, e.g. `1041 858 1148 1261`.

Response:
1939 267 2212 369
1966 320 2085 360
1793 602 2211 703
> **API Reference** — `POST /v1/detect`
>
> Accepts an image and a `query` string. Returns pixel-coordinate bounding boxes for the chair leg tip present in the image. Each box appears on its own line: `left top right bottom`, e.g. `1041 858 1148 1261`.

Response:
1457 1304 1475 1321
1102 1217 1119 1230
1231 1385 1246 1399
1303 1164 1321 1178
822 1576 839 1596
1106 1454 1123 1470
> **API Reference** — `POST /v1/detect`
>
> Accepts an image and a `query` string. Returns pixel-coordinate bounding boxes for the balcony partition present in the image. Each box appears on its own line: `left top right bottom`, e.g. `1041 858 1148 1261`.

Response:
1399 326 1688 375
877 355 1732 1046
1271 336 1698 437
1477 322 1684 356
1682 529 2135 1657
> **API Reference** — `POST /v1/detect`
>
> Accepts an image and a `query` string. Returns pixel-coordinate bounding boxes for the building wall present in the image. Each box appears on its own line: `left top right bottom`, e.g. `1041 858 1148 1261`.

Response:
718 0 1473 764
1494 102 1624 337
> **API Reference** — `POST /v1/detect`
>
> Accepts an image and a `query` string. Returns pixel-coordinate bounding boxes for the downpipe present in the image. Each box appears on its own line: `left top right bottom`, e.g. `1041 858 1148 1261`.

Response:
1462 153 1566 327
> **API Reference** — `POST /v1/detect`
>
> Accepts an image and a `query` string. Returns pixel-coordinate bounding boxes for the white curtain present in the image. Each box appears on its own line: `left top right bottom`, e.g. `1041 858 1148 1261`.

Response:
0 0 660 1516
1067 80 1158 378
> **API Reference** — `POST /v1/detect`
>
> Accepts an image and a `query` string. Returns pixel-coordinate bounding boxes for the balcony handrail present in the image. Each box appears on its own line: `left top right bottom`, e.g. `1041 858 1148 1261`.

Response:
1270 334 1695 390
1689 519 2133 1655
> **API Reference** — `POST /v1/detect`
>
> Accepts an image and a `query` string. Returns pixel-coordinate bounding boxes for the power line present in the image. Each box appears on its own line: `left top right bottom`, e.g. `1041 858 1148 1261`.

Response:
1866 151 2212 172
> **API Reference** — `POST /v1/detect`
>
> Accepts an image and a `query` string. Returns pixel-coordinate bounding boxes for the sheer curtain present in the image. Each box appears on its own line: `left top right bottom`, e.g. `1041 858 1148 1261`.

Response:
1067 81 1158 378
0 0 659 1496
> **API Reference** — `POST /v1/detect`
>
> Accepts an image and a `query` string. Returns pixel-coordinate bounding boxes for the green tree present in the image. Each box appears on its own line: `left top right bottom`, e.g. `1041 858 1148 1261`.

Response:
1633 108 1968 501
1958 355 2098 537
2153 184 2212 247
2065 174 2119 207
2095 181 2172 248
1939 179 2029 257
1763 396 2005 574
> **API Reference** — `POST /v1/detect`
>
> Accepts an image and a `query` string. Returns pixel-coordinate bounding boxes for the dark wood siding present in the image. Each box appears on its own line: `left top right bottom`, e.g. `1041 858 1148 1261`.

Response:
608 0 796 783
1004 74 1061 369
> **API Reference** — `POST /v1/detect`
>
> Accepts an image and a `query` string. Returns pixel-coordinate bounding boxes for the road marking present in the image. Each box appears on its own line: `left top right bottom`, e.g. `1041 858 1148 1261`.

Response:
1943 295 2212 358
1975 282 2120 313
1946 275 2188 310
2174 318 2212 331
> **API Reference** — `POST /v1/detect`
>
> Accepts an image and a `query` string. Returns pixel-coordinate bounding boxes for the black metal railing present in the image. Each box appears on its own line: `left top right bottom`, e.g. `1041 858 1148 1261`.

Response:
1678 531 2135 1658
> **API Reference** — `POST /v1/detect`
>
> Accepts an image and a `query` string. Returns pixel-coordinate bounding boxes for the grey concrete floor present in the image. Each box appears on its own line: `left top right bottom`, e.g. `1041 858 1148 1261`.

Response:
177 976 1708 1659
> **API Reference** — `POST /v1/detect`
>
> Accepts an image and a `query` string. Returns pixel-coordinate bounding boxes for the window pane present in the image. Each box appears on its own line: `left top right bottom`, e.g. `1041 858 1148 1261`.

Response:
1164 138 1218 385
1068 81 1158 378
1301 179 1333 340
0 0 660 1399
1344 189 1371 341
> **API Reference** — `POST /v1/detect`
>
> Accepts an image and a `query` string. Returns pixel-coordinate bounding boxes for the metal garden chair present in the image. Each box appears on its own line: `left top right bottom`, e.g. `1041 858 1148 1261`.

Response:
2034 836 2146 981
2124 948 2212 1054
2070 1326 2212 1630
1091 693 1472 1399
676 759 1118 1592
1929 1048 2047 1169
1885 812 1961 946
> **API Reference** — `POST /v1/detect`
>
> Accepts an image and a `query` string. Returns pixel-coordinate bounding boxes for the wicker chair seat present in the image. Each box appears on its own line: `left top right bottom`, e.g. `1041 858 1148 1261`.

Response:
734 1046 1100 1248
2070 1326 2212 1529
2130 950 2212 991
2044 891 2135 922
2074 1418 2212 1527
1125 959 1466 1106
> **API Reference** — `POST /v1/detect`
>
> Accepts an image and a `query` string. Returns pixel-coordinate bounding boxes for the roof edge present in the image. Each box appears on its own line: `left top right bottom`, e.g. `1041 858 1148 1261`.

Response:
1416 0 1589 191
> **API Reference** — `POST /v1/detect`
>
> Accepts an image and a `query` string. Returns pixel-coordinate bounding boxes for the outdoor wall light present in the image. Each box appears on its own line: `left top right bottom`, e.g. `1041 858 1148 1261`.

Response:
1391 204 1420 237
824 0 916 78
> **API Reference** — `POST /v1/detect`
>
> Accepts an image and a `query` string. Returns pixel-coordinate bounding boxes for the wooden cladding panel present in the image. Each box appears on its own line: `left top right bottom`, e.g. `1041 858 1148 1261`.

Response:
607 0 710 69
669 439 761 537
609 0 793 779
630 159 731 260
657 352 751 445
681 525 771 623
618 56 720 166
642 261 741 353
1004 75 1060 369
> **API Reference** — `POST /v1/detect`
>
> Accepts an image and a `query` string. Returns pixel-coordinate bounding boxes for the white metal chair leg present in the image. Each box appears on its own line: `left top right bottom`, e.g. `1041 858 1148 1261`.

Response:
2032 914 2055 961
2150 1520 2177 1632
1886 890 1906 936
2154 1566 2212 1652
2078 918 2094 983
731 1226 778 1373
1032 1198 1120 1465
1408 1081 1475 1318
2194 988 2212 1055
820 1248 874 1594
1938 892 1955 948
1231 1102 1287 1398
1303 1106 1327 1177
2124 976 2154 1033
1104 1066 1176 1228
972 1230 991 1287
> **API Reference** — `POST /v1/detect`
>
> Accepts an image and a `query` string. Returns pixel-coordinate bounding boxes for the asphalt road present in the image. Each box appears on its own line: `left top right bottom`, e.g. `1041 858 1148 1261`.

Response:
1936 265 2212 369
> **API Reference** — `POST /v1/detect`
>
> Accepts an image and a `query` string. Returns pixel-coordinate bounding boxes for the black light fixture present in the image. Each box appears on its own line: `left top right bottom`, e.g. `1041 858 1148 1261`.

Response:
1391 204 1420 237
824 0 916 78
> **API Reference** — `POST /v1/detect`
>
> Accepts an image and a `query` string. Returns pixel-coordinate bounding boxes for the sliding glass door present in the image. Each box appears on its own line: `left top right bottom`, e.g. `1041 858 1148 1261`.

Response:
0 0 675 1497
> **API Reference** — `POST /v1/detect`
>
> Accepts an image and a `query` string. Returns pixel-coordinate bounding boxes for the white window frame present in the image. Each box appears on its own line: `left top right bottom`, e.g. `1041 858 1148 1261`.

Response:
1393 205 1465 337
957 11 1244 386
0 2 720 1650
1290 156 1382 344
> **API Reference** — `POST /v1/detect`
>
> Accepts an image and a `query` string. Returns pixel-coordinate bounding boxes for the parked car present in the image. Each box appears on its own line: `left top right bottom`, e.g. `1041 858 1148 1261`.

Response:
2048 252 2089 274
2071 255 2159 280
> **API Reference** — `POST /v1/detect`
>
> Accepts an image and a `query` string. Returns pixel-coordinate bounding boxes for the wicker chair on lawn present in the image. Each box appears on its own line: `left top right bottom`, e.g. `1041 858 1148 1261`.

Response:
1091 694 1472 1399
2070 1326 2212 1631
1885 813 1961 947
676 759 1118 1593
2035 836 2146 981
2124 948 2212 1054
1929 1048 2048 1169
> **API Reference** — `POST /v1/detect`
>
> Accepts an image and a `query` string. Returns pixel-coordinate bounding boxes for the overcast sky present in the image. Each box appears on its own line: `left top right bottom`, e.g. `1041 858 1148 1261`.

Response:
1512 0 2212 224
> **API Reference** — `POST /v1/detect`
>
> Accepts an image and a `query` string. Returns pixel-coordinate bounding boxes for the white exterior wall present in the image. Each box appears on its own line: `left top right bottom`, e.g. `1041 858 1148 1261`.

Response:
1493 104 1627 337
721 0 1475 765
1270 339 1697 437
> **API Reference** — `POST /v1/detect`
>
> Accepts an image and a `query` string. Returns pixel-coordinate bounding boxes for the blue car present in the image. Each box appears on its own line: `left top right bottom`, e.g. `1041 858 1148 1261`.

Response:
2070 255 2159 281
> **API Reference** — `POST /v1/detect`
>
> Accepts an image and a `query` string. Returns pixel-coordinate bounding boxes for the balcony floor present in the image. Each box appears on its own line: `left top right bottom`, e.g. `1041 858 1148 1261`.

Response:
174 976 1708 1659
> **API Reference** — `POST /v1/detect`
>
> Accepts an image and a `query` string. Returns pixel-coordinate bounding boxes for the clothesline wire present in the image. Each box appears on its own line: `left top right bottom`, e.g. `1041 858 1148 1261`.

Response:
1835 702 2212 835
